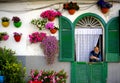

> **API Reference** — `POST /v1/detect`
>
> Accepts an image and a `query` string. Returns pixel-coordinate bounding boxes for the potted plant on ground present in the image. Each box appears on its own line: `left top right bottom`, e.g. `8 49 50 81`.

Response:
97 0 112 14
0 47 26 83
13 32 22 42
29 69 68 83
0 32 9 41
40 10 62 21
28 69 42 83
1 17 10 27
29 32 46 43
63 1 79 15
31 18 47 30
41 36 59 64
45 22 59 34
12 16 22 28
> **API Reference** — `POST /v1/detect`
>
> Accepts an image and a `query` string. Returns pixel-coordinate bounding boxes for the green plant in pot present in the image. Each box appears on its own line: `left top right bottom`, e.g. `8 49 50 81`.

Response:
1 17 10 27
0 47 26 83
12 16 22 28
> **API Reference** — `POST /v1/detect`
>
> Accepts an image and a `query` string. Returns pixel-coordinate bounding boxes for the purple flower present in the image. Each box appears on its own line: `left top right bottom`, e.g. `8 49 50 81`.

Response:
13 32 22 36
12 16 21 22
45 22 54 29
41 36 59 64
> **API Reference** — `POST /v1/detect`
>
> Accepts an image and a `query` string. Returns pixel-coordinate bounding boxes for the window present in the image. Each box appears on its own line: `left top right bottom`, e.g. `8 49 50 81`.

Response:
75 16 104 62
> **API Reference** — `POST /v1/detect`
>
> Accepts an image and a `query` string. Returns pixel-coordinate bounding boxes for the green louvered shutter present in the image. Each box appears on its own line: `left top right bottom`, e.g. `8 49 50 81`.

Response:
71 62 89 83
59 16 74 61
106 17 120 62
71 62 107 83
89 62 107 83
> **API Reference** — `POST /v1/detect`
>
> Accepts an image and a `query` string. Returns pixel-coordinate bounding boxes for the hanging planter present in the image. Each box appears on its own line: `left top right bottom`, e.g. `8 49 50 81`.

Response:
97 0 112 14
14 22 22 28
40 10 62 21
68 9 76 15
45 22 59 34
101 7 109 14
1 17 10 27
50 27 59 34
63 1 79 15
48 17 55 21
12 16 22 28
0 32 9 41
13 32 22 42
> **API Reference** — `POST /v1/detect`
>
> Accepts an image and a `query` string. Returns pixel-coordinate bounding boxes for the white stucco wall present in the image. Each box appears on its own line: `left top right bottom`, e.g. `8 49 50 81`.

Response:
0 1 120 83
0 1 120 55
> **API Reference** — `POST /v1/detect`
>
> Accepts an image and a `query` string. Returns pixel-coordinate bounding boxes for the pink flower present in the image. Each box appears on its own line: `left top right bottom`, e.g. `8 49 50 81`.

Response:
40 10 62 19
3 35 9 40
45 22 54 29
29 32 46 43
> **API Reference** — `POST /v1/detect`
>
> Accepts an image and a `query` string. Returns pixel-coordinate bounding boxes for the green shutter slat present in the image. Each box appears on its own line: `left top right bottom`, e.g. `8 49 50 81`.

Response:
106 17 120 62
59 16 74 61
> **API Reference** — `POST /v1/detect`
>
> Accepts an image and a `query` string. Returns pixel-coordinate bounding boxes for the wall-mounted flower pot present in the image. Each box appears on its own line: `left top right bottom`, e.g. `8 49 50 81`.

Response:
2 22 9 27
2 35 9 41
101 8 109 14
48 17 55 21
68 9 76 15
0 76 4 83
50 28 57 34
14 35 21 42
14 22 22 28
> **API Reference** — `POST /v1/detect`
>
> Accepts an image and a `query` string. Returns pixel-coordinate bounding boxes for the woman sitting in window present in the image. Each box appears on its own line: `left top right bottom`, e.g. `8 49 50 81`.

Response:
89 46 101 62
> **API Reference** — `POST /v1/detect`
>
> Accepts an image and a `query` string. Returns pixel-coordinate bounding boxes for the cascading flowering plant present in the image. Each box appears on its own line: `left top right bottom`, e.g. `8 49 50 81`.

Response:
29 32 46 43
40 10 62 20
41 36 59 64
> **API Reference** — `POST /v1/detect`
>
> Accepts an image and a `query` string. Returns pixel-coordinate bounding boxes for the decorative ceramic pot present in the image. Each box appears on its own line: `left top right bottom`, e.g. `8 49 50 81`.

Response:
50 28 57 34
14 35 21 42
2 22 9 27
14 22 22 28
48 17 55 21
68 9 76 15
101 7 109 14
28 81 42 83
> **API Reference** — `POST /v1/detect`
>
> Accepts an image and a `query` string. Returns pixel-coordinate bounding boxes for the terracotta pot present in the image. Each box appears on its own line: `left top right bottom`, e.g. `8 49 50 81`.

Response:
50 28 57 34
14 35 21 42
2 22 9 27
14 22 22 28
68 9 76 15
101 8 109 14
48 17 55 21
28 81 42 83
